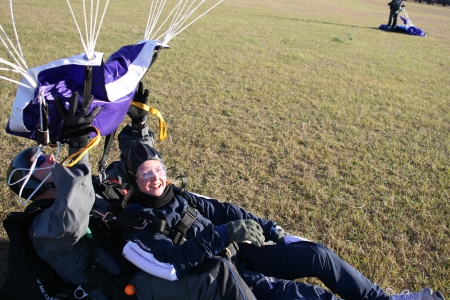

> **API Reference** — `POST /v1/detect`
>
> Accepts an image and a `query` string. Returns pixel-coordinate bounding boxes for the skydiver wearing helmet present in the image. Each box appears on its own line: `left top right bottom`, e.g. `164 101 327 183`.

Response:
2 82 255 300
120 140 446 300
4 90 109 299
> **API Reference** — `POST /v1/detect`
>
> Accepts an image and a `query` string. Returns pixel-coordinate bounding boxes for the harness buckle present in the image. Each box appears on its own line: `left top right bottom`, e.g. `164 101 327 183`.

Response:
134 218 148 230
90 210 113 229
74 285 89 299
219 242 238 260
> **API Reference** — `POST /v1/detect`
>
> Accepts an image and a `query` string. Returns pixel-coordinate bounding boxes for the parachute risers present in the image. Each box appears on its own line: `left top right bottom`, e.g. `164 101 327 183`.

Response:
6 40 166 141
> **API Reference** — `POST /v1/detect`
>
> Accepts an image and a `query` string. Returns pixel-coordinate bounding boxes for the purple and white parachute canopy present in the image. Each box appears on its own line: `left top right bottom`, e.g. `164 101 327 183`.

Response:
1 0 223 142
6 40 162 140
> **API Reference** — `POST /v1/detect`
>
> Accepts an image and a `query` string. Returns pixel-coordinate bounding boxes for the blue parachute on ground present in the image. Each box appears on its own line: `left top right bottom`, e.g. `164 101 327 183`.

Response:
380 9 426 37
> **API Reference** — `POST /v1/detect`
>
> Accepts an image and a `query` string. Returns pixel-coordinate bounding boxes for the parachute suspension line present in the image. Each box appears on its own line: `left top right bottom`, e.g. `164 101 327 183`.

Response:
145 0 168 41
9 144 62 206
163 0 224 44
144 0 223 46
66 0 110 60
66 0 88 55
9 0 27 70
0 1 37 89
92 0 109 53
164 0 196 42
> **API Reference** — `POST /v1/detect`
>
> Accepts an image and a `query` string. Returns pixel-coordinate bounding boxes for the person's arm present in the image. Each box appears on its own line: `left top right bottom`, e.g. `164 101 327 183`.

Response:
117 124 154 169
118 81 155 159
187 192 278 240
123 198 264 279
124 219 227 279
31 155 94 255
31 91 101 256
111 82 155 183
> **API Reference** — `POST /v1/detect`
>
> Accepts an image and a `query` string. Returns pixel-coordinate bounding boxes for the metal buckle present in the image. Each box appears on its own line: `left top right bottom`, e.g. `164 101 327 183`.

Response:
90 210 113 229
74 285 89 299
134 218 148 230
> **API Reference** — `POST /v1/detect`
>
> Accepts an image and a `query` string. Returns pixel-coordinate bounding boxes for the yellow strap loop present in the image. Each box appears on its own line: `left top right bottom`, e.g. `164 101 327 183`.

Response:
149 107 167 141
131 101 150 112
131 101 167 141
62 126 101 167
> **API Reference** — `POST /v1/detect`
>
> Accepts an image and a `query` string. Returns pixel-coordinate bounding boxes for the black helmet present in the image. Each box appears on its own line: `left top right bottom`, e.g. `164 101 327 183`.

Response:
6 147 50 200
124 142 163 184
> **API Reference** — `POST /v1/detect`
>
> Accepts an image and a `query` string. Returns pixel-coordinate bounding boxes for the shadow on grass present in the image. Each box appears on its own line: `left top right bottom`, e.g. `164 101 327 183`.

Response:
255 14 377 30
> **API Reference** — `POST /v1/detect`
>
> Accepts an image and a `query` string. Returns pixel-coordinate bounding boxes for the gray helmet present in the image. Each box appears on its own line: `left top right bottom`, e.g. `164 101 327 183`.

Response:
124 142 163 184
6 147 53 200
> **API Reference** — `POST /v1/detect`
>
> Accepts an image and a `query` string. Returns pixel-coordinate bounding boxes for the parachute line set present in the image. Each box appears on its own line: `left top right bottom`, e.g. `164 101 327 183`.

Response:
1 0 223 205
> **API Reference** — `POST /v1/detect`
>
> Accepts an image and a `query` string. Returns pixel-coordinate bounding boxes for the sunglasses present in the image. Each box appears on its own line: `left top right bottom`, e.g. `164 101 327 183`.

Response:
35 154 46 168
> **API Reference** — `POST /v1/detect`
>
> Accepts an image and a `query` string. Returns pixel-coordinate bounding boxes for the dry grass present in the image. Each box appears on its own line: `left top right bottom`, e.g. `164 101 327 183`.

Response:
0 0 449 295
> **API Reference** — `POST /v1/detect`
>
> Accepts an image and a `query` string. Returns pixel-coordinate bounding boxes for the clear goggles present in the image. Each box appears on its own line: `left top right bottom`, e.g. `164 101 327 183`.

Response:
137 165 167 181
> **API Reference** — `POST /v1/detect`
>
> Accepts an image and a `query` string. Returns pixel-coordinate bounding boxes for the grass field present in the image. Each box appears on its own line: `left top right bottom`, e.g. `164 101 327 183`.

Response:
0 0 449 296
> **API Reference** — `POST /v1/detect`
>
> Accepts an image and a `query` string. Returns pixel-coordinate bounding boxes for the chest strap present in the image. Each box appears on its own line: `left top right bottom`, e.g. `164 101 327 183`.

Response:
91 205 197 245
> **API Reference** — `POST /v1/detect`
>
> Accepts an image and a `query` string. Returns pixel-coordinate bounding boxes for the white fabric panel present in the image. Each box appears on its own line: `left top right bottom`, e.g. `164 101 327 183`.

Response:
122 240 178 281
105 40 160 102
283 235 310 244
8 53 104 132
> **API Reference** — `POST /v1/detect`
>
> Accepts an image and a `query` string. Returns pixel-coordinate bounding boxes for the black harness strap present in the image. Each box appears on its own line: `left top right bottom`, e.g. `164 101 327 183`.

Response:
92 203 197 246
97 131 116 182
172 205 196 244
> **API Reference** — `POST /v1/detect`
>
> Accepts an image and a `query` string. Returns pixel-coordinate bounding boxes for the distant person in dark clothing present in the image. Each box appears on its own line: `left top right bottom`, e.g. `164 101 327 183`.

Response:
387 0 405 30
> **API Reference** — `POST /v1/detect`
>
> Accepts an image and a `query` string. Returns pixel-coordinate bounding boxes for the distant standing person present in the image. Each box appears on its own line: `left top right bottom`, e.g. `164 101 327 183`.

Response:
387 0 405 30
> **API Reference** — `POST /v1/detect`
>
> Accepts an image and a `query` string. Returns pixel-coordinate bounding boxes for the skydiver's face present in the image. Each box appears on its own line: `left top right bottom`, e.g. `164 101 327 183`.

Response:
32 154 58 183
136 160 167 197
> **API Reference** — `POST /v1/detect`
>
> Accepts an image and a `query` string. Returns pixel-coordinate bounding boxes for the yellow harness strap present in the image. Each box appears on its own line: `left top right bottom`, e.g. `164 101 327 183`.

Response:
62 126 101 167
131 101 167 140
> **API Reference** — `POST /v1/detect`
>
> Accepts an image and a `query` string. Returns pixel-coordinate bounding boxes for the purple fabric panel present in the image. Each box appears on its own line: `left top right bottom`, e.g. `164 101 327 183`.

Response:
6 94 132 140
16 62 113 140
407 26 426 36
6 43 151 140
400 16 407 25
104 43 146 84
89 95 133 136
37 63 108 101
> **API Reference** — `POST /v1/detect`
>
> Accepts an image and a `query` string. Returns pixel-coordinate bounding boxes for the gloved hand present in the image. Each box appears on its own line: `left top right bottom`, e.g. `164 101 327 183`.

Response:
225 220 265 247
128 81 150 137
271 228 287 244
55 91 101 148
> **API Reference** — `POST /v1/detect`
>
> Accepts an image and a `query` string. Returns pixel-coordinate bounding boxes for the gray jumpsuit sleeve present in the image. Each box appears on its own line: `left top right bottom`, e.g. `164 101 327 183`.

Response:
30 153 95 285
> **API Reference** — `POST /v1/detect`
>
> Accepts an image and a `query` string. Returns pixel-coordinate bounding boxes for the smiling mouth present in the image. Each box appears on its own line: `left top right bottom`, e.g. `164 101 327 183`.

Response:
150 183 161 189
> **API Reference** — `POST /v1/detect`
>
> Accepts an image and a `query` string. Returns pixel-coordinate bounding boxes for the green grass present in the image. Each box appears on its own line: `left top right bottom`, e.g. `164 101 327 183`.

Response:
0 0 449 295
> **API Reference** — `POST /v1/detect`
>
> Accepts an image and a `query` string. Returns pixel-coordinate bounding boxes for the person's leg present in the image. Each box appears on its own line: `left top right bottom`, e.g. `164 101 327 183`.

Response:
392 11 399 27
240 270 338 300
239 242 388 300
130 257 256 300
387 10 395 27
